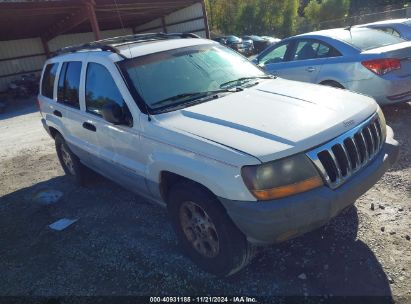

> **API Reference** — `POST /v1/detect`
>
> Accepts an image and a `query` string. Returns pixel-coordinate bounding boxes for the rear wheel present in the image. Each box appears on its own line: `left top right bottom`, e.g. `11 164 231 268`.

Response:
55 134 86 185
168 181 256 277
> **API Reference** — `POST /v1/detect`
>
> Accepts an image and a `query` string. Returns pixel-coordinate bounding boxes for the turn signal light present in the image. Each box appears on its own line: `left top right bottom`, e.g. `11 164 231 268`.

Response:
250 176 323 200
362 58 401 76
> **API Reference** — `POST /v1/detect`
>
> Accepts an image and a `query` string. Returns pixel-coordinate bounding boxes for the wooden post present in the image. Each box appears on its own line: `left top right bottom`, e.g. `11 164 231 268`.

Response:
86 2 101 40
201 0 210 39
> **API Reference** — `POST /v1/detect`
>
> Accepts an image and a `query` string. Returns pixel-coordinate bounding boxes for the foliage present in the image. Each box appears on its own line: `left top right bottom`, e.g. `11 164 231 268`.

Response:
206 0 299 38
304 0 350 30
205 0 409 38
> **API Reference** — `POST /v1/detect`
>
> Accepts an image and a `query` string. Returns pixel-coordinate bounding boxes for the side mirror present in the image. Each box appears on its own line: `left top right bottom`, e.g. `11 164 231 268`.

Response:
101 102 125 125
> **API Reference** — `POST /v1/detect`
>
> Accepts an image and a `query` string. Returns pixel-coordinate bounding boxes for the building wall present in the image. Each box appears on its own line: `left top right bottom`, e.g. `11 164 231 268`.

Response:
135 3 207 38
0 2 207 92
0 28 133 92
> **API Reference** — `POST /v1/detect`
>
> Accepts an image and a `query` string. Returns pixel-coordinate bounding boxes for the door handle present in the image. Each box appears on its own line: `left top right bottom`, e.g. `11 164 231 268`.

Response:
306 67 316 72
53 110 62 118
82 122 96 132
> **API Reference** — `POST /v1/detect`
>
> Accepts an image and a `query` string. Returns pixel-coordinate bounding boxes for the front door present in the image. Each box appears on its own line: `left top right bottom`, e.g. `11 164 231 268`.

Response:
257 40 294 78
82 60 148 195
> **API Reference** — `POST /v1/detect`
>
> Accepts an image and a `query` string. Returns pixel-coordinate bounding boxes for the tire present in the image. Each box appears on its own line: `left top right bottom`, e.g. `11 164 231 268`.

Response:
55 134 86 186
321 80 345 89
167 181 256 277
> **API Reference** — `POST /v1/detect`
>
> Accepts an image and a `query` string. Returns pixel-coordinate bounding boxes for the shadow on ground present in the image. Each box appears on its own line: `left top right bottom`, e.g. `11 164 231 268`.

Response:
0 96 37 120
0 172 393 300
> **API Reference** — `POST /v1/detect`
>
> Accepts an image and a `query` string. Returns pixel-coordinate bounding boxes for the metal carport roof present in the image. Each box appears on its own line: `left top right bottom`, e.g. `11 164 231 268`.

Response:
0 0 208 43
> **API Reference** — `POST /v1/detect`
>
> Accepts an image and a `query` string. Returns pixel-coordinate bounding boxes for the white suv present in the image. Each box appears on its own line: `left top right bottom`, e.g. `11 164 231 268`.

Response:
39 33 399 276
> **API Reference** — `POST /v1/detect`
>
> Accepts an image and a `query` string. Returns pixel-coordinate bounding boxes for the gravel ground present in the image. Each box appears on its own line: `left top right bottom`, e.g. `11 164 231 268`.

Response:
0 99 410 301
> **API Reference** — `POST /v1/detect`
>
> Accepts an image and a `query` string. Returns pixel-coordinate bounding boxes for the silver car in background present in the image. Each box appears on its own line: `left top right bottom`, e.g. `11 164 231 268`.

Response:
358 18 411 40
253 27 411 105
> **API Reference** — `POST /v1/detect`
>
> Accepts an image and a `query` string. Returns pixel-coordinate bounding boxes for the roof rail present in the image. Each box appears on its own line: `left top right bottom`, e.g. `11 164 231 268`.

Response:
52 32 201 57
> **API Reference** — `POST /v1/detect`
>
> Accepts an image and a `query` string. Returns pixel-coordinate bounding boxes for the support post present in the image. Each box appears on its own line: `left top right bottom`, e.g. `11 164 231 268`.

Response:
86 2 101 40
201 0 210 39
41 37 50 58
161 16 167 33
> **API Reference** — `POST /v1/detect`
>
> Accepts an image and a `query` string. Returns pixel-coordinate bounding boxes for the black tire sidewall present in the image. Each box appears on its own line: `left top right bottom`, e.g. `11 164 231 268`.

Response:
322 81 344 89
168 182 249 277
55 135 84 185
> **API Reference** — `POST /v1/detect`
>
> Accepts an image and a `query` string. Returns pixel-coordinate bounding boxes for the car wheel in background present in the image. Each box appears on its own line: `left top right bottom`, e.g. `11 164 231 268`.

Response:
168 181 257 277
320 80 345 89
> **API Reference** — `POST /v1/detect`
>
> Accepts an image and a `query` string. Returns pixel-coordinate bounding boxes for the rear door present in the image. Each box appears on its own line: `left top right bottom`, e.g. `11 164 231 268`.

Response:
280 39 323 82
280 39 343 83
56 60 95 165
259 38 343 83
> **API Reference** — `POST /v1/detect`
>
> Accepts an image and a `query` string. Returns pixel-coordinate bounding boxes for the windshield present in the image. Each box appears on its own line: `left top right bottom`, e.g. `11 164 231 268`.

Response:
336 28 405 51
121 44 266 113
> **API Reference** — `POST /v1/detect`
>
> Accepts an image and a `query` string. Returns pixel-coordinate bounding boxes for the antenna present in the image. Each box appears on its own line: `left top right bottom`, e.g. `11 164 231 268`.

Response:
344 25 353 40
112 0 152 121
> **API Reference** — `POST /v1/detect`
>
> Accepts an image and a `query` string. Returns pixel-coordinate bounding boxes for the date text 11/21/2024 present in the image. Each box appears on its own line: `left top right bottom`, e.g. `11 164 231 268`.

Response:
149 297 258 303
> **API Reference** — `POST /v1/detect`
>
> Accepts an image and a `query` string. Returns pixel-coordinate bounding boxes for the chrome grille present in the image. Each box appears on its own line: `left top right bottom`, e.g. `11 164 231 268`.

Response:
307 114 384 189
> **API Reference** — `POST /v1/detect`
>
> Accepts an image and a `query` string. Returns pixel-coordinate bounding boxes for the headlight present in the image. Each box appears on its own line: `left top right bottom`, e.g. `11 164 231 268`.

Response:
377 106 387 141
241 154 323 201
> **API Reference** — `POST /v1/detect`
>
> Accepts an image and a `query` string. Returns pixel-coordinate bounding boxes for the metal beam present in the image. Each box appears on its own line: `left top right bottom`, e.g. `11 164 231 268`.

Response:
0 0 86 10
41 7 89 41
41 37 51 58
200 0 210 39
86 2 101 40
161 16 167 33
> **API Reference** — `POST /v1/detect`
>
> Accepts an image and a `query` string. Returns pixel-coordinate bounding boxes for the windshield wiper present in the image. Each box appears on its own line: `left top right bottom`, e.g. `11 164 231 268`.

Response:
220 75 274 89
151 88 242 108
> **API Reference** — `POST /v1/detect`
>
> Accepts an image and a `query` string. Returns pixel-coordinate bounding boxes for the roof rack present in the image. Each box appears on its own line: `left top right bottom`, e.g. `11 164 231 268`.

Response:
53 32 201 58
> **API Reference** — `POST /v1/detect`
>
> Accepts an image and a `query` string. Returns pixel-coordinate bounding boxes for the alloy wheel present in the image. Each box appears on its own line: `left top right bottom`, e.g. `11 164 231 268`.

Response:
179 201 220 258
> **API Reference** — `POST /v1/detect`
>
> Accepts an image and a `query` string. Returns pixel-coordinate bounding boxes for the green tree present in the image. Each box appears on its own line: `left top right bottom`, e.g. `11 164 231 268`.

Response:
282 0 300 36
304 0 350 30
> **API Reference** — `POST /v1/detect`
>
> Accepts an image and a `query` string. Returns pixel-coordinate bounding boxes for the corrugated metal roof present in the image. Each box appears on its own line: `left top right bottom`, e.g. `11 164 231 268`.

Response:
0 0 200 41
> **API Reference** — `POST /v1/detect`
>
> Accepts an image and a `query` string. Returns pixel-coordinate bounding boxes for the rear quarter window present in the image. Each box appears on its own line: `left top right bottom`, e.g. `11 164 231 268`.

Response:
41 63 59 99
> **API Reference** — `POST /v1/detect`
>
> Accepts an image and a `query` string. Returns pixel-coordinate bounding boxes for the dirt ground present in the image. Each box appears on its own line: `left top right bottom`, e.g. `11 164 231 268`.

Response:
0 98 410 301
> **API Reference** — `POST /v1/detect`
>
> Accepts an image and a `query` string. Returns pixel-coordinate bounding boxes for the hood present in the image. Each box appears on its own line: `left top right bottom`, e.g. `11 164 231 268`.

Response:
155 78 377 163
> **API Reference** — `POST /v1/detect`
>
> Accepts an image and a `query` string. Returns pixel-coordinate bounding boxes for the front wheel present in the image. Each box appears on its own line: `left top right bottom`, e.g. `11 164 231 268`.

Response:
168 182 256 277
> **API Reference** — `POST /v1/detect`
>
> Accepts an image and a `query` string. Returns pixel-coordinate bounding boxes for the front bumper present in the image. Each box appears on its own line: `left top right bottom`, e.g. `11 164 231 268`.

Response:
219 127 399 245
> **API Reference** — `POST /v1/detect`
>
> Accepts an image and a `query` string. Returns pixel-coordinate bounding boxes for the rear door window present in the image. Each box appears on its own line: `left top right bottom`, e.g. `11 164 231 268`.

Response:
57 61 82 109
41 63 59 99
292 40 341 60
